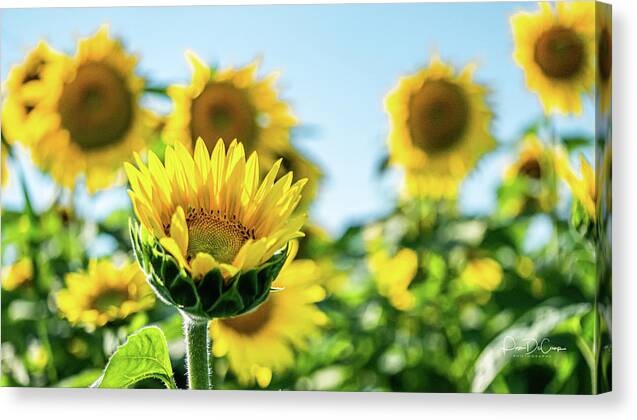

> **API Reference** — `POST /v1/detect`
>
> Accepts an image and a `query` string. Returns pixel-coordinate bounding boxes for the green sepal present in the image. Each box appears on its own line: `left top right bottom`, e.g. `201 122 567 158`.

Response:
129 220 287 320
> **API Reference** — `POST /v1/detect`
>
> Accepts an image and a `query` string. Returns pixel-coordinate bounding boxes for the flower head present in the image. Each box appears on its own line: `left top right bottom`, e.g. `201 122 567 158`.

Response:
596 2 612 115
17 26 156 192
385 56 495 200
501 134 558 216
127 138 307 319
164 51 297 171
511 2 595 115
56 260 155 329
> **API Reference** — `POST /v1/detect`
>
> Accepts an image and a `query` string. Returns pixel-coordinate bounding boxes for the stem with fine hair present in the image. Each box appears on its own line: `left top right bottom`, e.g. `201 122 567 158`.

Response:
182 314 211 390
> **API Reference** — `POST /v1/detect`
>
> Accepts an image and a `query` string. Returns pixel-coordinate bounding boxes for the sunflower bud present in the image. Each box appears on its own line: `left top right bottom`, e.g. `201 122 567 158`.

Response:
130 220 287 320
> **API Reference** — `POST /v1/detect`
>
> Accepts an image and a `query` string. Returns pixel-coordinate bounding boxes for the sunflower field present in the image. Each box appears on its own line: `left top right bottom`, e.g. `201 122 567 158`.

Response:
1 1 612 394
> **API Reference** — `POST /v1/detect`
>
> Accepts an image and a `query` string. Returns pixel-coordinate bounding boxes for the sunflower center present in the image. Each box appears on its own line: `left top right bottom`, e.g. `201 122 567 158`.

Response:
534 26 584 79
408 80 470 154
185 208 255 263
598 28 612 81
519 158 542 179
58 62 133 151
92 290 128 312
221 298 273 335
190 82 257 152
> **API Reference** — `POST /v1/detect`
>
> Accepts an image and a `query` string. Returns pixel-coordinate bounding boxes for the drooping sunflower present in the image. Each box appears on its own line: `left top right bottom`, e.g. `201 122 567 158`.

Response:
511 2 595 115
164 51 297 169
209 243 327 388
385 56 495 200
368 248 418 311
596 2 612 115
56 259 155 329
126 138 306 284
556 151 596 219
1 41 63 145
1 257 34 291
23 26 156 192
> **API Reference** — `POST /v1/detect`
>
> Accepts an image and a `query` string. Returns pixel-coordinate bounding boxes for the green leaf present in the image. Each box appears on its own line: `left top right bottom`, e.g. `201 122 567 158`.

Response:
471 300 590 393
55 369 103 388
92 326 176 389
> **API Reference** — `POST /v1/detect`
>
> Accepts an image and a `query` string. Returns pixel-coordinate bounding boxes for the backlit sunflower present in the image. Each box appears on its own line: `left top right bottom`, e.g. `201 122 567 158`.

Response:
556 151 596 219
596 2 612 115
126 138 306 282
385 56 495 200
1 41 63 144
209 243 327 388
164 51 297 169
511 2 595 115
56 259 155 329
1 257 34 291
368 248 418 311
23 26 156 192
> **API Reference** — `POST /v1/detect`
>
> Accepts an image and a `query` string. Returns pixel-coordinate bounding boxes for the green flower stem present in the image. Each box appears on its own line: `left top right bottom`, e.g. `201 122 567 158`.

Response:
182 315 211 390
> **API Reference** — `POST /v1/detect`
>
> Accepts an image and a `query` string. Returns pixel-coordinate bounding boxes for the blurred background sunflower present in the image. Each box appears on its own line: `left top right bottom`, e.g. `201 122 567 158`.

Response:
511 2 595 115
56 259 155 330
384 56 495 201
13 26 157 193
1 41 63 145
209 245 327 388
596 1 612 115
164 51 297 169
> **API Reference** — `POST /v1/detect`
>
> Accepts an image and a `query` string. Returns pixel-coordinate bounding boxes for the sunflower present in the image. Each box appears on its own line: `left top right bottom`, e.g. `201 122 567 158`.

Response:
126 138 307 282
56 259 155 329
1 257 34 291
506 134 550 180
385 56 495 200
1 41 63 145
164 51 296 169
596 2 612 115
368 248 417 311
461 257 503 292
556 151 596 219
22 26 156 192
511 2 595 115
502 134 558 215
209 243 327 388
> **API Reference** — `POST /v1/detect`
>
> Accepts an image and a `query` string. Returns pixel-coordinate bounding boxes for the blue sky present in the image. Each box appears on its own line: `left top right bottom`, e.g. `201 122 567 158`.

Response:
1 2 594 235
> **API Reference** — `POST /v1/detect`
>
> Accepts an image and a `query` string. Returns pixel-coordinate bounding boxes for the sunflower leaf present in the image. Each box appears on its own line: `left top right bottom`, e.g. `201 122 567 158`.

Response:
92 326 176 389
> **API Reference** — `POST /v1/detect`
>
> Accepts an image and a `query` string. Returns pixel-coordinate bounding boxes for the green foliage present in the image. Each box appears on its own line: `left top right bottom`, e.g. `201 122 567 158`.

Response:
93 327 176 389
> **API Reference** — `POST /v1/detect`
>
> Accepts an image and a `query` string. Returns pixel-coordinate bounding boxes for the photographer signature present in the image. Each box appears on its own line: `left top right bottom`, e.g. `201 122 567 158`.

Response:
502 336 567 358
